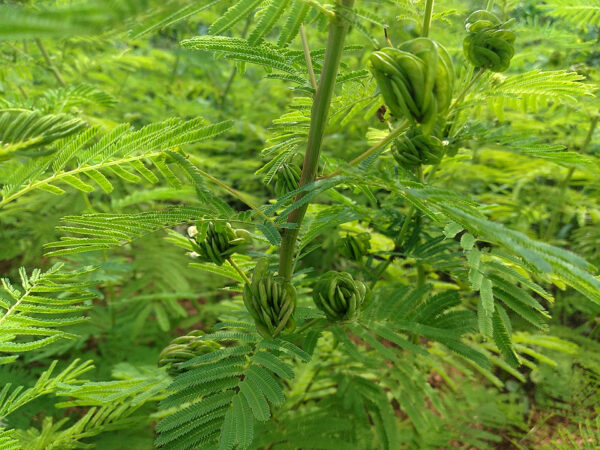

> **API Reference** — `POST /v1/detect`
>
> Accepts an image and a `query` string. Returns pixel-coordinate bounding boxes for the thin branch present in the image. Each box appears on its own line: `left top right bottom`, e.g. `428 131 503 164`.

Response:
227 257 251 284
186 154 272 222
368 206 416 289
5 42 33 60
299 0 335 18
296 317 322 333
447 67 486 116
384 28 393 47
220 16 252 108
544 116 598 239
35 39 66 86
300 23 318 91
319 120 409 179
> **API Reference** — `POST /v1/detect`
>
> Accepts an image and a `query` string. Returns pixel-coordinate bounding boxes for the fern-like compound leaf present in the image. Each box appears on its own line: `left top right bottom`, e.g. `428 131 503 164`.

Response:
157 322 307 449
181 36 301 75
492 306 520 368
44 206 247 256
277 0 311 46
248 0 292 45
478 277 495 337
231 394 254 448
129 0 226 38
0 109 86 160
0 118 233 208
209 0 264 35
482 70 595 119
0 265 96 362
0 359 94 417
544 0 600 29
0 429 19 450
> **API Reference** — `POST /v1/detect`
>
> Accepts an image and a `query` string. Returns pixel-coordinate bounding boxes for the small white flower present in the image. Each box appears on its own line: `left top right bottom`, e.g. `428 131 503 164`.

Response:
187 226 198 237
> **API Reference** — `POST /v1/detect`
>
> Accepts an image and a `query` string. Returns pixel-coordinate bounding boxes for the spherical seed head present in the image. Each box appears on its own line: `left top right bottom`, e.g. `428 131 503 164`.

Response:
463 10 516 73
312 271 369 322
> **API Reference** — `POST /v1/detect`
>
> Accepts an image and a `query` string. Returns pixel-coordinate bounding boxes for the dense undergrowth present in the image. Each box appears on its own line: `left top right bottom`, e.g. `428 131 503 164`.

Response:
0 0 599 449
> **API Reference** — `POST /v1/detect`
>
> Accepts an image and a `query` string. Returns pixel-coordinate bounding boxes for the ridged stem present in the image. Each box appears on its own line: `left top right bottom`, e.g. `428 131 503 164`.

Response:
278 0 355 281
422 0 435 37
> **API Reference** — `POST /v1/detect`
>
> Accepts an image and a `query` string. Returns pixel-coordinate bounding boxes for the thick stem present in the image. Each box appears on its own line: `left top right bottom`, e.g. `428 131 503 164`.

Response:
486 0 495 11
36 39 66 86
422 0 435 37
278 0 355 281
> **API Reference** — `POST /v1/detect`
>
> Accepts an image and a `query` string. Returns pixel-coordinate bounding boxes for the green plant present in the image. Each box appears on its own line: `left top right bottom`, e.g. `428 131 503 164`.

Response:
1 0 599 448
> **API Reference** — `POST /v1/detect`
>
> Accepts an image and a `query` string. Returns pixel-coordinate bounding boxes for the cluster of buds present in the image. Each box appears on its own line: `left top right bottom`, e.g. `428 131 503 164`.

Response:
188 221 252 266
312 271 369 322
243 259 296 337
158 330 221 375
369 37 454 132
463 10 516 73
338 232 371 262
392 127 445 168
273 164 302 197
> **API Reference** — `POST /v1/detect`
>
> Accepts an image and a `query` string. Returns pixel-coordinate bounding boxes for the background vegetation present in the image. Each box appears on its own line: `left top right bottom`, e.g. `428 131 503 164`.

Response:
0 0 599 448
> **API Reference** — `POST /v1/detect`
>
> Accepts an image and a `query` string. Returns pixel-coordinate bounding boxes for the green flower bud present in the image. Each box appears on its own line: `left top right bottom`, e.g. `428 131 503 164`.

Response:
463 10 516 73
243 259 296 337
274 164 301 197
368 37 454 132
190 221 252 266
158 330 221 376
392 127 445 168
338 232 371 262
312 271 369 322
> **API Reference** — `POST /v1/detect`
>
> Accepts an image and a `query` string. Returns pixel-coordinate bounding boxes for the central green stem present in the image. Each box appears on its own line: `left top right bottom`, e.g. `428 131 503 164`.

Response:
422 0 435 37
278 0 355 281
